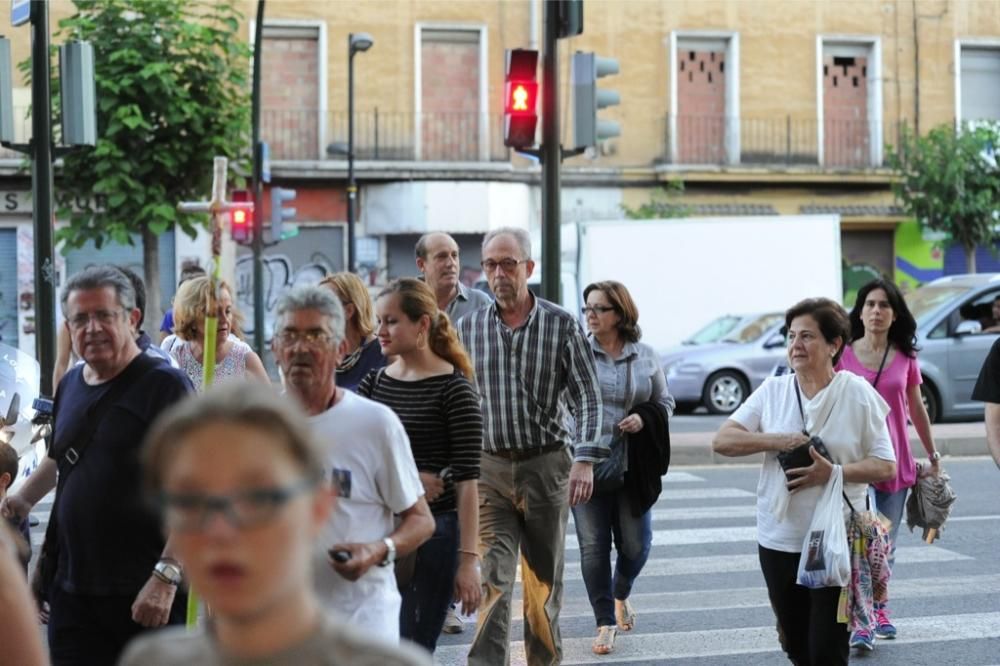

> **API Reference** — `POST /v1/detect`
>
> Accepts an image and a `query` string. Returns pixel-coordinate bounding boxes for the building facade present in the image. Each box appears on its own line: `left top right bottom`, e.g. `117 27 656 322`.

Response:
0 0 997 353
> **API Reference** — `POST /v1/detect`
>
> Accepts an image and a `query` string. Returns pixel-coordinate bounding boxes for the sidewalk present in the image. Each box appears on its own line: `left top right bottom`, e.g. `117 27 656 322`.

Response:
671 421 989 466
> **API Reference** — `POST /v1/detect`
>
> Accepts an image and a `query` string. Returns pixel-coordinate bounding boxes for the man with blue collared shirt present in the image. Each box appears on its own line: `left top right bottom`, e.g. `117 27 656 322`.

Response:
415 232 492 323
457 226 603 666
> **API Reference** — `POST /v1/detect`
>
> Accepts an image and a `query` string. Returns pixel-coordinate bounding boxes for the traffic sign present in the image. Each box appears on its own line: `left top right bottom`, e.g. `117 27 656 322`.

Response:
11 0 30 27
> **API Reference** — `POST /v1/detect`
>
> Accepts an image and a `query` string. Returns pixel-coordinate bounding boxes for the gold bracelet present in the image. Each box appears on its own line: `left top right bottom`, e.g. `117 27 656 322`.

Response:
458 548 480 559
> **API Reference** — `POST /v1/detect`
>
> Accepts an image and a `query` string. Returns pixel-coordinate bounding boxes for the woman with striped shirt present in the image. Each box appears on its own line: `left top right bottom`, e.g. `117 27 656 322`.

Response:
358 278 482 653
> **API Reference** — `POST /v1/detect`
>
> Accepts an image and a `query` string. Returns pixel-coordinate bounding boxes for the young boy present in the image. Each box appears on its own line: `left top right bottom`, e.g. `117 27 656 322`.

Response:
0 442 30 571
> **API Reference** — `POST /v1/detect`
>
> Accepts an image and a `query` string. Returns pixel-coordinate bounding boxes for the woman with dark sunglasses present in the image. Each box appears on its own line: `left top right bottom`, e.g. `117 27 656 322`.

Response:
119 383 430 665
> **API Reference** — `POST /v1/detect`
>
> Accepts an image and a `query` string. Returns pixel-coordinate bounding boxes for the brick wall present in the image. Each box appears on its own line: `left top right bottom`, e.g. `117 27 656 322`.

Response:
262 32 320 160
677 49 726 163
421 34 480 160
823 56 869 168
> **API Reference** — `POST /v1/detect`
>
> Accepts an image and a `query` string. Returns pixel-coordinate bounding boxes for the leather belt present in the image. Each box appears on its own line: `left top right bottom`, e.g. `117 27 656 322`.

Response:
487 444 566 462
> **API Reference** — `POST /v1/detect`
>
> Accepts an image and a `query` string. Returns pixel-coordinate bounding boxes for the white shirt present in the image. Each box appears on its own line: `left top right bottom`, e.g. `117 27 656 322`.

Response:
730 372 895 553
308 390 424 644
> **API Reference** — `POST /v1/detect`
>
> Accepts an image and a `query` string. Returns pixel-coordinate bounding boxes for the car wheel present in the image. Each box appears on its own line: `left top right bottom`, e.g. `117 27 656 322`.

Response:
702 371 749 415
921 382 939 424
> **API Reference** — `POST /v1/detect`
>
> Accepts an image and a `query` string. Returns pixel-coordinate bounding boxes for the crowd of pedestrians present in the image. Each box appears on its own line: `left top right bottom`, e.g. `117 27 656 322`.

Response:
0 226 987 666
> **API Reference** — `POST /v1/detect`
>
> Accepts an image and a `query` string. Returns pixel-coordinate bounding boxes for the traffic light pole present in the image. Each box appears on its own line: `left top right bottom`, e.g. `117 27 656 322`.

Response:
31 0 56 398
540 1 560 304
251 0 266 354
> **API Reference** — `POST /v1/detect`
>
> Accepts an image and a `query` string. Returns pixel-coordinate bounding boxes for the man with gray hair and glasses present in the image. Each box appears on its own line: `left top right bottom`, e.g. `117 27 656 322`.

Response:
1 264 193 664
457 226 604 665
271 285 434 643
415 232 491 323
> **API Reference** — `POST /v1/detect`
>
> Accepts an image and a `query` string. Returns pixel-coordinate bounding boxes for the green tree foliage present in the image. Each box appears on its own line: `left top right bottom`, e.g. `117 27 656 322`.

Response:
51 0 250 322
620 179 691 219
887 123 1000 273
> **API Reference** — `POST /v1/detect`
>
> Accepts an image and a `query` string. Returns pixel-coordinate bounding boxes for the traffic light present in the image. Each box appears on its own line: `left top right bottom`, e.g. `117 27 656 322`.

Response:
229 189 254 244
270 186 296 240
572 51 620 149
504 49 539 149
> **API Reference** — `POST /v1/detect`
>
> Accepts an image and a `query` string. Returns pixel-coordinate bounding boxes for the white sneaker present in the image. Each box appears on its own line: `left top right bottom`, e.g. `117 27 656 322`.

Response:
442 606 464 634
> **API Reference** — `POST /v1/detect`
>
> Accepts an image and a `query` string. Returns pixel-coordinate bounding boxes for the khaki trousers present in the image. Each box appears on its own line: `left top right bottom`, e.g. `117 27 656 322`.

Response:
468 448 572 666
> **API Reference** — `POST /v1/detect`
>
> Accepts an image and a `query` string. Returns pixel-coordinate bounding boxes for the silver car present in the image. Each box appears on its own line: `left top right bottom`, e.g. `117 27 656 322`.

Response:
661 313 786 414
904 273 1000 422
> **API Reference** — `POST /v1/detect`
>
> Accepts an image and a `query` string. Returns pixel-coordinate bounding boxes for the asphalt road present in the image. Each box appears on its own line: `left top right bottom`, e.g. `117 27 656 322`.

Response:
435 457 1000 665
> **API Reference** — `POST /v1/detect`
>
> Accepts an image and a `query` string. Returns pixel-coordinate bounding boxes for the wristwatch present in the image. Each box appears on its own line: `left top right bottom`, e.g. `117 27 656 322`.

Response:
153 560 183 586
378 537 396 567
929 451 941 462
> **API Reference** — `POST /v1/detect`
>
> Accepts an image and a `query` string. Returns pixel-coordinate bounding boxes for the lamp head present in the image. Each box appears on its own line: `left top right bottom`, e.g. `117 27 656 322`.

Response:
350 32 374 54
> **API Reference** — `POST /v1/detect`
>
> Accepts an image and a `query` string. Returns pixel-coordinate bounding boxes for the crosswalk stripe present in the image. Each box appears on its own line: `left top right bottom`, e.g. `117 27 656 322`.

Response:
657 488 755 500
434 612 1000 664
511 573 1000 621
565 526 758 550
662 471 705 483
533 546 971 582
569 504 757 525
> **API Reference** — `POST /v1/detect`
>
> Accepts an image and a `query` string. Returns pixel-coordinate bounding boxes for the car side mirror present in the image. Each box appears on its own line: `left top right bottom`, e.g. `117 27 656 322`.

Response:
764 334 786 349
955 320 982 336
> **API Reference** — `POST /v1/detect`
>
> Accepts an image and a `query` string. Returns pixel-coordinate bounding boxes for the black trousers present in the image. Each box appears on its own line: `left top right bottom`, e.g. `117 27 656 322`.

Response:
758 545 849 666
48 585 186 666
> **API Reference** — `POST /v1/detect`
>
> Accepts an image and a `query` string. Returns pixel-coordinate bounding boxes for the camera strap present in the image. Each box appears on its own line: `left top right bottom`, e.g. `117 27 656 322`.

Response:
793 378 854 509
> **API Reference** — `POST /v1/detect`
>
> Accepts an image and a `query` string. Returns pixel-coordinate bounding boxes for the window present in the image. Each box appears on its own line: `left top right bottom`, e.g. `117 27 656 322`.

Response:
260 24 323 160
417 27 486 161
669 33 739 165
818 39 881 168
958 44 1000 123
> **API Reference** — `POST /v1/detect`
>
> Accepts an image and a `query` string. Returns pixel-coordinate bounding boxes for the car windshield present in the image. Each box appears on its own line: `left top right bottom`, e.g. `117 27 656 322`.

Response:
683 315 742 344
905 285 973 325
720 314 784 343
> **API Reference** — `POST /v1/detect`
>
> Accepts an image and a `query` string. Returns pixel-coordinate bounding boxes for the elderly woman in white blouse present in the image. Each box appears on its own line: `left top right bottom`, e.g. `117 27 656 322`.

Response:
713 298 896 666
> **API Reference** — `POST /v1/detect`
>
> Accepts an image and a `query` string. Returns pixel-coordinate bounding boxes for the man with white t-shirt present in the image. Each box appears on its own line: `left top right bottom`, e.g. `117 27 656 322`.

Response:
272 285 435 644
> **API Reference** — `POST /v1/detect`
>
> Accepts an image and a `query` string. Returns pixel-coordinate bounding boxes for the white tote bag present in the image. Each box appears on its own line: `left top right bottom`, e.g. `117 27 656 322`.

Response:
797 465 851 589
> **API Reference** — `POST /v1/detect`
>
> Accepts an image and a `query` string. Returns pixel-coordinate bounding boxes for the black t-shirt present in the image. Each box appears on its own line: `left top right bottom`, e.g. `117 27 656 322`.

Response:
50 355 192 596
972 338 1000 403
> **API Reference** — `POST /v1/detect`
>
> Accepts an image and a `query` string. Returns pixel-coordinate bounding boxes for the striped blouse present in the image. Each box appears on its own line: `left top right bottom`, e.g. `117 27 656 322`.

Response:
357 369 482 514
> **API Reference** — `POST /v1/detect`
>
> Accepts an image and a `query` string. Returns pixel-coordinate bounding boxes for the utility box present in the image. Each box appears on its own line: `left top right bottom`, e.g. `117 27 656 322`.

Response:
59 41 97 146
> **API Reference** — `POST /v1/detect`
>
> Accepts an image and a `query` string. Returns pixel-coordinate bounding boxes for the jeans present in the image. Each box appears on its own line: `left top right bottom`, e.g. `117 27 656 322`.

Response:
399 510 458 653
571 489 652 628
874 487 908 566
758 545 848 666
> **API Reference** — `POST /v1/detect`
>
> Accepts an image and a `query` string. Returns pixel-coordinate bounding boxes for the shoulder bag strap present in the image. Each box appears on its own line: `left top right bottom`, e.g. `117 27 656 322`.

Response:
58 352 161 474
871 345 891 389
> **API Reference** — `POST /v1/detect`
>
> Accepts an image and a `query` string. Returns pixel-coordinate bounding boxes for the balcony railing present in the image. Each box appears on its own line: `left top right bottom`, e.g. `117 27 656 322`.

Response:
662 115 903 168
263 109 512 162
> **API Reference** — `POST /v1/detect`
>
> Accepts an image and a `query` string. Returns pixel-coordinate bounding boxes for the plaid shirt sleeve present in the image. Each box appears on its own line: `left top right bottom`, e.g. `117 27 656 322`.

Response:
562 320 605 463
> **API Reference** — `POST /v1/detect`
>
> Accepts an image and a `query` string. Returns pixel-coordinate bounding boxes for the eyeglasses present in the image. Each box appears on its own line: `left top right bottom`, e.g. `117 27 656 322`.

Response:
275 330 333 347
581 306 616 315
160 478 317 532
67 309 124 330
480 258 527 274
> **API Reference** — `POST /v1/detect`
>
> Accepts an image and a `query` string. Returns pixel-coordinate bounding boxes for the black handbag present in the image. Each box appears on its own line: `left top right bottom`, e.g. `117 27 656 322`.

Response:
32 353 159 603
592 355 634 495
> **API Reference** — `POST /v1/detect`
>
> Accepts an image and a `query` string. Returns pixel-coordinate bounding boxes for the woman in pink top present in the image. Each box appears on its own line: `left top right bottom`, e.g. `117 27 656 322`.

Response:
837 278 940 650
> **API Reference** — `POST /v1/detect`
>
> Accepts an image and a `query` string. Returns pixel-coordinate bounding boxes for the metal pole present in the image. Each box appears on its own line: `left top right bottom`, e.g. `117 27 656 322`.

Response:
31 0 55 398
251 0 265 354
540 1 560 303
347 37 357 273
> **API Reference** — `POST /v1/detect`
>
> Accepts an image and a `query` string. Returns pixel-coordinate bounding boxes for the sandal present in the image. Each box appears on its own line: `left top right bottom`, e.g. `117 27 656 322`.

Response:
592 625 617 655
615 598 637 631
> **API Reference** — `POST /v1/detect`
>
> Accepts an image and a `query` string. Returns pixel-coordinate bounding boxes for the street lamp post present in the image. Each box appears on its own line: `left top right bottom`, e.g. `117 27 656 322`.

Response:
347 32 373 274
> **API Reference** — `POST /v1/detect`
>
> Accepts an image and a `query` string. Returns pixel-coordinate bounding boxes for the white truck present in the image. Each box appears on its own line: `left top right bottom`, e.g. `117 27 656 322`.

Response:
573 215 843 352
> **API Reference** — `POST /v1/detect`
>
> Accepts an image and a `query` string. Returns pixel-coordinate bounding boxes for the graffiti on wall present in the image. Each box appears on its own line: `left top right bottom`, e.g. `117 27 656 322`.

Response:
234 253 334 340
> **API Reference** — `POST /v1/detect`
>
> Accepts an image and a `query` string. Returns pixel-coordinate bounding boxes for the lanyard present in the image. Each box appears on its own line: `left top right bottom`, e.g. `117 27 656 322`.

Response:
870 344 891 389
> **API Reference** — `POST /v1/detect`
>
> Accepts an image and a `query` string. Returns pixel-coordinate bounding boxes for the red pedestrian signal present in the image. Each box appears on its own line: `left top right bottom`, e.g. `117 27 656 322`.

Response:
229 189 254 244
504 49 539 149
